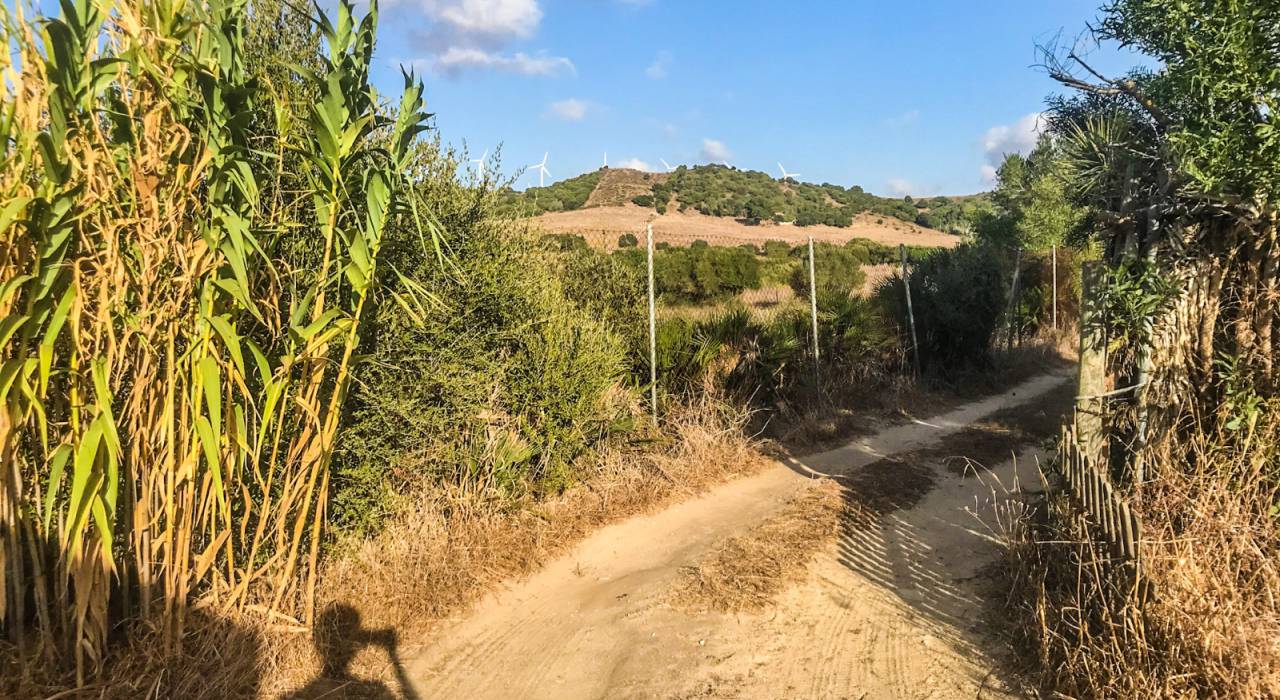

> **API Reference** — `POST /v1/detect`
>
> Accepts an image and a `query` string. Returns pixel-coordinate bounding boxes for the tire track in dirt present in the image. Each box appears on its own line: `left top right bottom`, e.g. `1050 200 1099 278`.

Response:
405 372 1071 699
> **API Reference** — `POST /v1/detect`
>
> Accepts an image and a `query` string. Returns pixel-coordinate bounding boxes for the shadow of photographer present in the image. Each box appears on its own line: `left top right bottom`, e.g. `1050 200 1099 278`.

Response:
283 604 419 700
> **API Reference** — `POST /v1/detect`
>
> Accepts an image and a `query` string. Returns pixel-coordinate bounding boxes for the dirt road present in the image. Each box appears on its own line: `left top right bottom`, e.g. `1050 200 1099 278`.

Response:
404 373 1071 699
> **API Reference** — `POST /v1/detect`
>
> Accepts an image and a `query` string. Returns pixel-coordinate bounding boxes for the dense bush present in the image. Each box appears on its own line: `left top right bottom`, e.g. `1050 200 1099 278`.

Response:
763 240 791 258
506 170 601 214
614 243 762 303
877 244 1008 372
540 232 590 252
335 157 631 536
844 238 933 265
649 293 897 405
789 243 868 297
634 164 977 230
617 232 638 248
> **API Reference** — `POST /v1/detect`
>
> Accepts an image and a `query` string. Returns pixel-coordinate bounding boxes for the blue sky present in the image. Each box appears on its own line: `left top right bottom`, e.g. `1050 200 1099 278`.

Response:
362 0 1156 196
365 0 1151 196
18 0 1148 196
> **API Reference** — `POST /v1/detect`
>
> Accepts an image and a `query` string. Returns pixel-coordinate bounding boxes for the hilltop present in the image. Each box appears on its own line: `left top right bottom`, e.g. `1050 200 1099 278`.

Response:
502 165 989 249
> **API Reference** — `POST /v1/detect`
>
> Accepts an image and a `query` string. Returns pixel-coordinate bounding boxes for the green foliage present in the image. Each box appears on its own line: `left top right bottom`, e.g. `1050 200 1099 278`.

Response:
789 243 868 297
1094 0 1280 208
501 170 601 214
617 232 638 248
1093 257 1177 350
977 140 1087 252
649 295 896 404
843 238 933 265
615 243 762 303
539 232 589 252
878 244 1008 371
913 194 994 235
763 240 791 258
631 194 654 207
604 165 978 231
335 154 629 535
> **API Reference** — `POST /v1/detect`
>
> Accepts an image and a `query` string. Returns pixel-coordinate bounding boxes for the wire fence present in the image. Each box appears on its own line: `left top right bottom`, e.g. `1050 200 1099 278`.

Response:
620 224 1064 422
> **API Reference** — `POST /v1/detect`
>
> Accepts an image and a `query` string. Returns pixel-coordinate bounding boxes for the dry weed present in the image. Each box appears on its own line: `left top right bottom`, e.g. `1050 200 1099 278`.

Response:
1001 412 1280 698
671 479 844 613
260 399 770 696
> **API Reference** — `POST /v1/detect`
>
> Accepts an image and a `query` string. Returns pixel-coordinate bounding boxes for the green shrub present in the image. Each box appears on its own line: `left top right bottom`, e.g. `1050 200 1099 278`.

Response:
876 243 1007 372
789 243 868 297
614 243 762 303
540 233 589 252
334 156 629 536
617 232 638 248
631 195 654 207
763 240 791 258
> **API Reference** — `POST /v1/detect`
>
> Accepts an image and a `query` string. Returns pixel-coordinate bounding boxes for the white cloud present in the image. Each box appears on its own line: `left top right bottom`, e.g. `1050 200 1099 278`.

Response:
886 178 916 197
886 109 920 128
645 50 672 79
429 47 575 77
700 138 732 163
546 98 589 121
395 0 573 78
433 0 542 39
616 157 654 171
979 112 1045 182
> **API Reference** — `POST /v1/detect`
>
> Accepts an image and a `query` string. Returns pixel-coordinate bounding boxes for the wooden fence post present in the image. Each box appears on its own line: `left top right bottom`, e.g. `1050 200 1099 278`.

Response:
899 244 920 376
647 224 657 424
807 236 821 385
1077 261 1107 465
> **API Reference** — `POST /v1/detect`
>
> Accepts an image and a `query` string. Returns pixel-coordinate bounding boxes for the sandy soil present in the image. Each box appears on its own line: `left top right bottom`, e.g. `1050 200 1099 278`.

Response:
402 372 1070 699
533 205 961 250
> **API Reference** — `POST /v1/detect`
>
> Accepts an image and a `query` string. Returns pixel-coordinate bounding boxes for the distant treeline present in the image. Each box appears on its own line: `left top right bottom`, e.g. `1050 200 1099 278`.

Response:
541 233 933 304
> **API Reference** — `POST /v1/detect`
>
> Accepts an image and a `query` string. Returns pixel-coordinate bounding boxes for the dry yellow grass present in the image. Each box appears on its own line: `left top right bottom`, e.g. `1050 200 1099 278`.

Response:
262 400 771 697
0 400 769 699
1002 409 1280 699
534 205 960 250
672 479 845 613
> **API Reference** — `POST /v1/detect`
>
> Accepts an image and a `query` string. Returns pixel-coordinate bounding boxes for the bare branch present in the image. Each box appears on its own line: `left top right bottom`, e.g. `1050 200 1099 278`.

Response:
1052 51 1174 130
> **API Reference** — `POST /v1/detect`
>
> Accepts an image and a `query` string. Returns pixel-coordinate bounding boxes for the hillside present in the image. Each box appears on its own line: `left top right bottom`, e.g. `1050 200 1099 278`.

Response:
504 165 990 241
534 205 960 250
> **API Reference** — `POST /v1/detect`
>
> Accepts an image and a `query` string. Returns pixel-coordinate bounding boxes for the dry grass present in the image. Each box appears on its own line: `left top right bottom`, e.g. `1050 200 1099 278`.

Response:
534 206 960 251
0 399 767 699
670 382 1076 617
672 479 845 613
1001 409 1280 699
262 399 771 697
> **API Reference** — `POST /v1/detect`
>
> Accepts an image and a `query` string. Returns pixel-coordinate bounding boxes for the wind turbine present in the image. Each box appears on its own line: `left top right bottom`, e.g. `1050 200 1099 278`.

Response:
660 158 676 172
778 162 801 181
603 151 608 168
471 149 488 180
530 152 551 187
